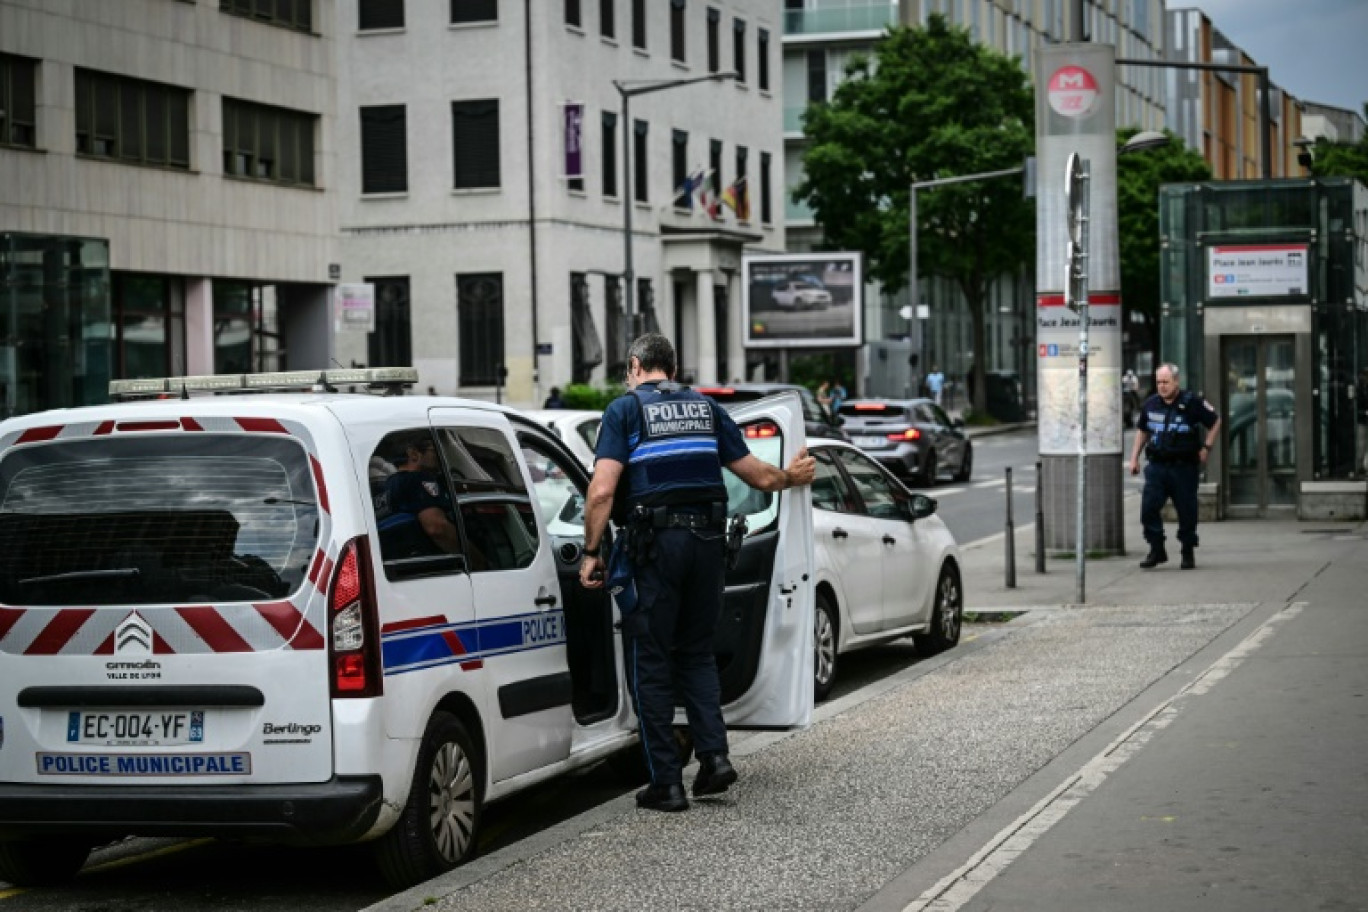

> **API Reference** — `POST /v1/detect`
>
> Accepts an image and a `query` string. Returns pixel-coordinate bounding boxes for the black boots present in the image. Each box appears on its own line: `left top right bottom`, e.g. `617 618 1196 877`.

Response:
1139 546 1168 569
692 753 738 797
636 782 689 812
1181 547 1195 569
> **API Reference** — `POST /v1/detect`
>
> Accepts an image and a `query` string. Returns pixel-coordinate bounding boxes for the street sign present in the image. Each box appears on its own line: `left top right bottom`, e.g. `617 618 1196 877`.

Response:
1047 65 1100 119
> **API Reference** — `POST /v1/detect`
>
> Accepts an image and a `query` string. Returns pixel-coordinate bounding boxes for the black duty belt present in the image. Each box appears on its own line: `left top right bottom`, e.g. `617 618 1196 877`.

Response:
659 512 723 531
1147 452 1198 465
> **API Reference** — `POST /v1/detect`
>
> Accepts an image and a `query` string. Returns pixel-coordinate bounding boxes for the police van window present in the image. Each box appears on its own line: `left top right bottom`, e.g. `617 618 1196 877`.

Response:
437 426 539 572
727 420 779 529
0 435 319 606
518 439 586 537
812 449 857 513
836 448 906 521
371 428 476 573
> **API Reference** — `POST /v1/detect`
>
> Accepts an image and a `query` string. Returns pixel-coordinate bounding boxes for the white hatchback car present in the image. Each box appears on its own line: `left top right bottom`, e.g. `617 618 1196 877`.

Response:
804 438 963 700
522 409 601 469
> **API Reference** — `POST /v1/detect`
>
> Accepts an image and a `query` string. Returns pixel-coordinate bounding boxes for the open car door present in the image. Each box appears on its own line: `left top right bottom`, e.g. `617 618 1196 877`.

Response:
708 392 815 729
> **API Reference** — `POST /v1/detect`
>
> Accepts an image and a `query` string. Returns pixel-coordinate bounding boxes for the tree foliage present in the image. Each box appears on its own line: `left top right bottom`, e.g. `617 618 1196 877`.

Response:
1309 105 1368 185
792 16 1034 412
1116 127 1211 370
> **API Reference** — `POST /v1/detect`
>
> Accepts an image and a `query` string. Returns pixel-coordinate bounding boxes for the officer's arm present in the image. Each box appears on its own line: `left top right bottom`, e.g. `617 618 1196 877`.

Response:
583 458 623 553
1129 428 1149 469
728 448 816 493
416 507 464 555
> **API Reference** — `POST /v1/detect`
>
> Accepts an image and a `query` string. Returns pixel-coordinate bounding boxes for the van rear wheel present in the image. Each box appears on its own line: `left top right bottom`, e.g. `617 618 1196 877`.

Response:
374 712 481 889
0 837 91 886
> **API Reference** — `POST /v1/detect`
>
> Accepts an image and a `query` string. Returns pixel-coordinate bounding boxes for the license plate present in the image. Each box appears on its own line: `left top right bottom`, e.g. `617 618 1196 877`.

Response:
853 435 888 448
67 711 205 746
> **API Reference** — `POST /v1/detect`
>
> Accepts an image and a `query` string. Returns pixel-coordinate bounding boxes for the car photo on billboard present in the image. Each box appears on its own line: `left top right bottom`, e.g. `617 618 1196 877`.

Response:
743 253 863 349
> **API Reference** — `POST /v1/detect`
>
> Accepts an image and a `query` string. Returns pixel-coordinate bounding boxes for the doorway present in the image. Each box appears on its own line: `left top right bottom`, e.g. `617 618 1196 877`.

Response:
1222 335 1297 517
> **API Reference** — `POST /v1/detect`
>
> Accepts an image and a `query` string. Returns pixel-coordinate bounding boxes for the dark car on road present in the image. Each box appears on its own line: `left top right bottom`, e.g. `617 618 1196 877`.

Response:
697 383 848 440
837 398 971 486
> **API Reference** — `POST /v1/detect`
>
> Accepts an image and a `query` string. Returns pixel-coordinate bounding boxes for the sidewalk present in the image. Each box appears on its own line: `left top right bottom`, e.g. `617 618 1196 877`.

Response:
366 499 1368 912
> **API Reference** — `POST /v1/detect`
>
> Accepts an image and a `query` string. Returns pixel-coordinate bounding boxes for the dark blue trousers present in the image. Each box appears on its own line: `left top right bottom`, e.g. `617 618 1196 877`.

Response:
1141 461 1201 549
621 527 728 787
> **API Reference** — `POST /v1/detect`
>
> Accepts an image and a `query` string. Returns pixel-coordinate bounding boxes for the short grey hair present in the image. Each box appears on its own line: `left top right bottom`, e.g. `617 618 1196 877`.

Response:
1157 362 1180 381
627 333 676 378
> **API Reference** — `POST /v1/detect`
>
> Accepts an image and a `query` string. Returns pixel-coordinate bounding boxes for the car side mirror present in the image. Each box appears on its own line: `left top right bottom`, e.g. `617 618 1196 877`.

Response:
909 494 937 521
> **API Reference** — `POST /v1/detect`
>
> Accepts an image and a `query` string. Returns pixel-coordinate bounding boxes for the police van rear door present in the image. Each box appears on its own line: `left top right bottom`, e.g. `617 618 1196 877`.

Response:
711 393 814 729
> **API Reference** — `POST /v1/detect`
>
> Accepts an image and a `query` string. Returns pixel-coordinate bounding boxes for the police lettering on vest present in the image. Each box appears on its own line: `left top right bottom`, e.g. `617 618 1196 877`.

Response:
1140 389 1217 462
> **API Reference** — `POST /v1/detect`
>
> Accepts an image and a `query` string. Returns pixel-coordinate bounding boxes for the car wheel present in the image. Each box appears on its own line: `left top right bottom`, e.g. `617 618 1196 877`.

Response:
374 712 481 889
814 590 839 702
914 563 963 656
953 444 973 482
918 449 937 487
0 838 91 886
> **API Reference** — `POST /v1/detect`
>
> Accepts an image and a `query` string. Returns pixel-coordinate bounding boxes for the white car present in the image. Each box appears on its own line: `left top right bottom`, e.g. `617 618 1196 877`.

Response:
804 438 963 700
522 409 601 469
770 280 832 311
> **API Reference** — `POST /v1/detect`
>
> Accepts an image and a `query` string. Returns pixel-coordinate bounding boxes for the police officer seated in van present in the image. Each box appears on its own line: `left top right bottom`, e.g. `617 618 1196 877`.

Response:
376 430 465 558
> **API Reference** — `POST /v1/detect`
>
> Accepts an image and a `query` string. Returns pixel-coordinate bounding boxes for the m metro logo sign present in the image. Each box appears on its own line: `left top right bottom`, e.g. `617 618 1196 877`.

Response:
1047 65 1099 118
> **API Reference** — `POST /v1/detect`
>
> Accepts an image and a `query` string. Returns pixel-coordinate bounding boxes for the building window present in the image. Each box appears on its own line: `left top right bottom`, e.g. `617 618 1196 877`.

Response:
367 276 411 367
450 0 496 24
709 138 722 212
759 151 772 224
638 277 659 334
360 105 407 194
75 69 191 169
213 281 283 374
706 8 720 73
631 0 646 48
599 0 614 39
457 272 504 385
735 144 748 219
670 0 686 63
451 99 500 189
672 129 688 208
733 18 746 83
633 119 648 203
601 111 618 197
570 273 603 384
219 0 312 32
359 0 404 29
565 0 581 28
222 97 317 186
0 54 36 148
113 273 185 380
806 49 826 103
758 28 770 91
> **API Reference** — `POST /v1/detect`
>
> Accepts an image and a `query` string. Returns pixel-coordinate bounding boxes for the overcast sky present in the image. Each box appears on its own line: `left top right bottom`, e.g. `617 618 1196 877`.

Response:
1181 0 1367 117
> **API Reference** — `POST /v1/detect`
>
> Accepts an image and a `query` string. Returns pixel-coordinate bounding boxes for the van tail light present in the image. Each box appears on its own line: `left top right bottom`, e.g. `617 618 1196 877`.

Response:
887 428 922 441
328 536 383 698
745 421 780 439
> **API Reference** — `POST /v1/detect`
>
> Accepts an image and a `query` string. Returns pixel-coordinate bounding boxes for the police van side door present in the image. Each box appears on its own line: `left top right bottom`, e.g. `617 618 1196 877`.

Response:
712 393 815 729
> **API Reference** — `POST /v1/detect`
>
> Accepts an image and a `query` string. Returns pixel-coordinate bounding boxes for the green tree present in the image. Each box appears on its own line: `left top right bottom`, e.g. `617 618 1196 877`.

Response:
1116 127 1211 372
792 16 1034 414
1309 104 1368 185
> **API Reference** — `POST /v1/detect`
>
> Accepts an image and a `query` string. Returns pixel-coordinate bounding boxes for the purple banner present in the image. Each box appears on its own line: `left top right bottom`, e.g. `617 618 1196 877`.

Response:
563 102 584 179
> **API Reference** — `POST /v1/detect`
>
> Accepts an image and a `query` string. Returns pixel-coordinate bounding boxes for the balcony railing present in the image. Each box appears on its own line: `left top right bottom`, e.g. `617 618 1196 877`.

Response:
784 3 898 36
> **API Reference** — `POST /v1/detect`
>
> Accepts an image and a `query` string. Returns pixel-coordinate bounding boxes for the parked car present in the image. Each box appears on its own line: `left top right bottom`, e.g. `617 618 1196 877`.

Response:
837 398 972 486
0 369 813 888
698 383 848 441
803 438 963 700
770 280 832 311
523 408 601 469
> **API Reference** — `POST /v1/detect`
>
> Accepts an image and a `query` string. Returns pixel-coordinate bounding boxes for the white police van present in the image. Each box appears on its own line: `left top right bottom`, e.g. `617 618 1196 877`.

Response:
0 369 814 888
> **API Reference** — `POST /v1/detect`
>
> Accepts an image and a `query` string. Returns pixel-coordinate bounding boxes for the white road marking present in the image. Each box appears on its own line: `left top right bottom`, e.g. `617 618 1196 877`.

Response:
902 601 1306 912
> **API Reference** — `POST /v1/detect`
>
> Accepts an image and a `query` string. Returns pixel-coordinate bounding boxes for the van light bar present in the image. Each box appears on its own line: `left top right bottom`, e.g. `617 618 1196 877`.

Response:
110 367 419 398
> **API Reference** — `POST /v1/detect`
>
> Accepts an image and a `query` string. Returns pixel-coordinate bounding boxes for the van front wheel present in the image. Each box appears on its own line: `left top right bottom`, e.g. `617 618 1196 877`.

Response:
0 837 91 886
374 712 482 889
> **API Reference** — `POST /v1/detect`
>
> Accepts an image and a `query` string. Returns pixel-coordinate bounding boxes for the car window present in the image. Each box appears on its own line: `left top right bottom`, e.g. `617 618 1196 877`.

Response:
929 404 953 426
799 390 826 425
575 418 601 452
518 438 585 538
836 448 907 522
811 449 857 514
373 428 480 576
728 419 781 530
437 426 539 572
0 434 318 605
916 404 938 424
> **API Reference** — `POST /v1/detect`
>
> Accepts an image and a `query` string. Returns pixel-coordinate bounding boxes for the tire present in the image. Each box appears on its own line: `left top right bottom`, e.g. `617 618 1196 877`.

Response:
813 590 839 702
0 838 91 886
373 712 481 890
953 444 973 482
918 449 938 487
914 564 963 656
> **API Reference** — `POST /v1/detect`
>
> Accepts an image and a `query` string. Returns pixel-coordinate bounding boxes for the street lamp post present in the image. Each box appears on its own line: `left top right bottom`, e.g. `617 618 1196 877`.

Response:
613 71 738 339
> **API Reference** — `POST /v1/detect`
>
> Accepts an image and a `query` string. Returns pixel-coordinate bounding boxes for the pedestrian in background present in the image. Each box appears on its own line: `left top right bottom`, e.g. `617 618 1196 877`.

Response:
579 333 816 812
1129 363 1221 570
543 386 566 409
829 377 847 415
926 366 945 406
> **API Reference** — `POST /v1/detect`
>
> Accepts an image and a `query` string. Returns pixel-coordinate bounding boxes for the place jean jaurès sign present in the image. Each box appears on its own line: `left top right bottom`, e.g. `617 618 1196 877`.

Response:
1207 243 1309 299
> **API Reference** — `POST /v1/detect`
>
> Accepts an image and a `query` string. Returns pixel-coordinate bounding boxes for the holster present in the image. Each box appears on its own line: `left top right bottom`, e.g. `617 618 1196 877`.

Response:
725 514 748 571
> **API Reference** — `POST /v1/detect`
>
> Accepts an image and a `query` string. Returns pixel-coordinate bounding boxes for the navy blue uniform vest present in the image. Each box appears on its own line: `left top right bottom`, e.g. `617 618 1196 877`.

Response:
1140 389 1214 459
620 383 727 513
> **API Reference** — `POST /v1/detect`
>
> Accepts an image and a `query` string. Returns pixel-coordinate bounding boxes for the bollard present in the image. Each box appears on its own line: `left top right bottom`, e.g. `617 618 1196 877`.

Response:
1005 467 1016 588
1035 460 1046 573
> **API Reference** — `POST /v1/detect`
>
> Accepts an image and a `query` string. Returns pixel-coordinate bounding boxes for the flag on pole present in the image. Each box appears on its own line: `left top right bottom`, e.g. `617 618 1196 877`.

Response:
696 169 721 219
722 176 749 221
671 168 704 210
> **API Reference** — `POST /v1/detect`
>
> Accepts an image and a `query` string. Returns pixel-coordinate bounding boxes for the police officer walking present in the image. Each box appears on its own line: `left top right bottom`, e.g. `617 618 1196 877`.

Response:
579 333 816 812
1129 363 1221 569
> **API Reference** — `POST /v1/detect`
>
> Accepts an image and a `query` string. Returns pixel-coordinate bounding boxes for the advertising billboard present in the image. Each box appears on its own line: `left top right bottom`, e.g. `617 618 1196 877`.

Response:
742 253 863 349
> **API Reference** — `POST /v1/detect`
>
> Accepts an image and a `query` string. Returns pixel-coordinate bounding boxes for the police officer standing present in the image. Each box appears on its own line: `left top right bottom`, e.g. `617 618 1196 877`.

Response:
1129 363 1221 569
579 333 816 812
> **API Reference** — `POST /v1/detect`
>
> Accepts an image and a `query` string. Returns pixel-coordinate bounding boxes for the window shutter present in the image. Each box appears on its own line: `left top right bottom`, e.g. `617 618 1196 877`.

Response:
361 105 408 193
359 0 404 29
452 99 500 189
